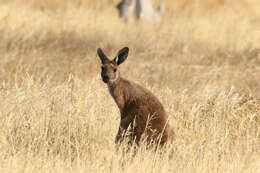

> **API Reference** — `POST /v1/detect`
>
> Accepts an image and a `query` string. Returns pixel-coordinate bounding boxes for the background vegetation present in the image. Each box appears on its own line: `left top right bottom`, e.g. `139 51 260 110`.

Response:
0 0 259 172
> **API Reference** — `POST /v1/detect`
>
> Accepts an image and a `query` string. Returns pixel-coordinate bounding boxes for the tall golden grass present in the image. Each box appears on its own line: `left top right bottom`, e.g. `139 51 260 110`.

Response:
0 0 259 172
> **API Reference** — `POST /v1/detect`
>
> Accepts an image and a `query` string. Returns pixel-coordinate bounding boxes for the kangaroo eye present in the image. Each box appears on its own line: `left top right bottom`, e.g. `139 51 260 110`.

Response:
114 69 117 72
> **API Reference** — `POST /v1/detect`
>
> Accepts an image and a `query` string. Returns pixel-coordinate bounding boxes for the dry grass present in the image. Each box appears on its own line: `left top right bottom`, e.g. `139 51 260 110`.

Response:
0 0 259 172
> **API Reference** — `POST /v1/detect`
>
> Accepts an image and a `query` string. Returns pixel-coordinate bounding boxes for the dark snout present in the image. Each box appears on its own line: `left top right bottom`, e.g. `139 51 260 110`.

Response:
101 67 109 83
102 75 109 83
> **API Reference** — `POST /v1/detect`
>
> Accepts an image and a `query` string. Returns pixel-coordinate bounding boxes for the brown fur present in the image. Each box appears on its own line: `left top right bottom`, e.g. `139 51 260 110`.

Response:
97 47 172 146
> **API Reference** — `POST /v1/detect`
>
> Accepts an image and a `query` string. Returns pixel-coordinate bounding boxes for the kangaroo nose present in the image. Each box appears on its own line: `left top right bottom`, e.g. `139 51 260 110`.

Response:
102 76 109 83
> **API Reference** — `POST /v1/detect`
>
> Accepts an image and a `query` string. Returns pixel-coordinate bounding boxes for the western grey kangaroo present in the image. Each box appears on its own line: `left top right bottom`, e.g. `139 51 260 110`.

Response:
97 47 171 146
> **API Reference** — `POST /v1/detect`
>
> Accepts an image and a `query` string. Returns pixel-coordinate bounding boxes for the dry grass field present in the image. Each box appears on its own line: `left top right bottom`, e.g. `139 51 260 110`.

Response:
0 0 259 172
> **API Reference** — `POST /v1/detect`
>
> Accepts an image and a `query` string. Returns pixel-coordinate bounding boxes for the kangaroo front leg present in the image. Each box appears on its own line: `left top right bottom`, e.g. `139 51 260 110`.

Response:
115 115 134 144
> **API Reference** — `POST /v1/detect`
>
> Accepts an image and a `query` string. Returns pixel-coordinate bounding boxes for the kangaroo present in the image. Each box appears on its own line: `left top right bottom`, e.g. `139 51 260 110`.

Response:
97 47 171 146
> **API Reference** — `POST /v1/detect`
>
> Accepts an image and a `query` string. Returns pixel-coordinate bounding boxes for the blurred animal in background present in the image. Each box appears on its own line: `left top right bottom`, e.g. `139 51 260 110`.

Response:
116 0 164 22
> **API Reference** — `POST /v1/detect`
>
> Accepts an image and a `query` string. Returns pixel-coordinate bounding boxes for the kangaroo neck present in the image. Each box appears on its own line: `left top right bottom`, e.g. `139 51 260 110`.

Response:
107 77 130 111
108 76 123 94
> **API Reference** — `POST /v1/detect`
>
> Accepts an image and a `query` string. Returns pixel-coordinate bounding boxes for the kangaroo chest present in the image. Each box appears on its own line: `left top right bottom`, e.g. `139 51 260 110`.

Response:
108 85 126 111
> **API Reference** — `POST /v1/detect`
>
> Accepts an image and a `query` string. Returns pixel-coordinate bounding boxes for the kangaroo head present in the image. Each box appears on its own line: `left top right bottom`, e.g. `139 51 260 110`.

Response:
97 47 129 84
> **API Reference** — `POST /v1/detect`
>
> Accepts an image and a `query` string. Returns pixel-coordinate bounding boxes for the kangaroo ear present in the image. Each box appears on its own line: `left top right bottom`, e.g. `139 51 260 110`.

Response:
114 47 129 65
97 48 109 64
